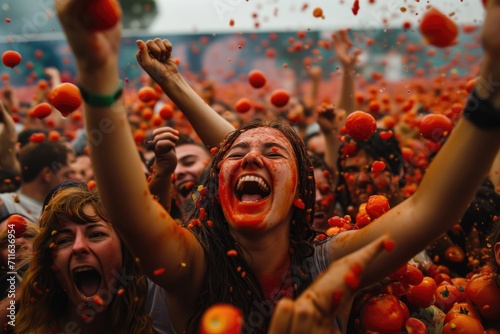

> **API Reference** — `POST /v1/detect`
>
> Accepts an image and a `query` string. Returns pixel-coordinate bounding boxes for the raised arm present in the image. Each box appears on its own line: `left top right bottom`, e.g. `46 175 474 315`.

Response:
0 102 20 177
332 30 359 115
148 127 179 213
136 39 235 148
329 2 500 288
55 0 205 314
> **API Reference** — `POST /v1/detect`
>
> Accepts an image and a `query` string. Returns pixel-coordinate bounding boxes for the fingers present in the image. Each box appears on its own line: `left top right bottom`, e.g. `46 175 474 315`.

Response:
268 298 293 334
136 40 150 65
289 298 321 334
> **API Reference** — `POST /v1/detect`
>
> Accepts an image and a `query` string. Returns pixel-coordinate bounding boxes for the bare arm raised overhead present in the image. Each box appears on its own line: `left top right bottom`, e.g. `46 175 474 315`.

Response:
55 0 206 328
329 0 500 289
136 39 235 148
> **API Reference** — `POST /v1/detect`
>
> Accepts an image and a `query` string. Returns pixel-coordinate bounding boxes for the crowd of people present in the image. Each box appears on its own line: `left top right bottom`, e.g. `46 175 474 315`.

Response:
0 0 499 333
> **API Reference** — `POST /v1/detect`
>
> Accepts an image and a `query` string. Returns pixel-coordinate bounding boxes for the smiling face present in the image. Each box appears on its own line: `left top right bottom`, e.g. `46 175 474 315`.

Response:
51 205 122 308
174 144 210 211
218 127 298 234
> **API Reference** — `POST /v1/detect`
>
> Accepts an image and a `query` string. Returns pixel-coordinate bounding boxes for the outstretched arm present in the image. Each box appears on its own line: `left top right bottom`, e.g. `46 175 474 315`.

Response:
329 1 500 289
55 0 205 315
269 235 390 334
0 102 20 177
136 39 235 148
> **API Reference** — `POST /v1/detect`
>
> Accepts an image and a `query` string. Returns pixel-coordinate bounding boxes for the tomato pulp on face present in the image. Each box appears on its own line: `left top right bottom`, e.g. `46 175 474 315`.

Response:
218 128 298 233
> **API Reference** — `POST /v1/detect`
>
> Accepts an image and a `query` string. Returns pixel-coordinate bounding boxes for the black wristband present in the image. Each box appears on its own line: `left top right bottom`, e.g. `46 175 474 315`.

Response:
463 88 500 129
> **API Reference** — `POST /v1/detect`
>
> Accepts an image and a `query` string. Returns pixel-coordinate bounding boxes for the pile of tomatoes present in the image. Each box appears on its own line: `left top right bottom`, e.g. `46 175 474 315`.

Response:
352 263 500 333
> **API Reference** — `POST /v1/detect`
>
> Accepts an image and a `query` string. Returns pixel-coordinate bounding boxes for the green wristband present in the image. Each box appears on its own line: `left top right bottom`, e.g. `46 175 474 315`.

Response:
78 80 124 107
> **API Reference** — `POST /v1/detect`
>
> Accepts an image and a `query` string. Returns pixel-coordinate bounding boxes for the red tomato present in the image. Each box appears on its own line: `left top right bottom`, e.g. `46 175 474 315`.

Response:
365 195 390 220
29 133 46 143
434 273 452 286
31 102 52 119
435 283 462 313
137 86 159 103
2 50 22 68
405 317 427 334
407 276 437 308
360 294 408 334
141 108 153 121
200 304 244 334
419 114 452 142
345 111 377 141
465 78 477 93
270 89 290 108
419 7 458 48
465 272 500 320
445 245 465 263
159 104 174 120
7 215 27 237
82 0 122 31
48 83 82 116
48 131 61 142
442 314 485 334
234 98 252 113
248 70 266 88
399 264 424 286
444 302 481 324
451 277 469 294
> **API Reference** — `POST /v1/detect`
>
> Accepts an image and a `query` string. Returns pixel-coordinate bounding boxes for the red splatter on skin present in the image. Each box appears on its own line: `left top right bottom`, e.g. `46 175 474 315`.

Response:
352 0 360 16
218 128 298 232
383 239 396 252
344 263 362 289
331 290 344 310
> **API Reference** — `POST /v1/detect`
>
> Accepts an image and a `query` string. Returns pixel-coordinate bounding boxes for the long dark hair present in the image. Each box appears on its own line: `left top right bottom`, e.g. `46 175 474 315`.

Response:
183 119 320 333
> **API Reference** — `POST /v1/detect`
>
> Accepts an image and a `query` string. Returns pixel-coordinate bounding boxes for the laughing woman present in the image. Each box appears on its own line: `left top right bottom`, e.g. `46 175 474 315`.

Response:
55 0 500 333
16 182 154 333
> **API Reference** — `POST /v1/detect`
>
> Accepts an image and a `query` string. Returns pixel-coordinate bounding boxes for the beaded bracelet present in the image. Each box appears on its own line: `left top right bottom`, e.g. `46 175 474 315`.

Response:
463 88 500 129
78 80 123 108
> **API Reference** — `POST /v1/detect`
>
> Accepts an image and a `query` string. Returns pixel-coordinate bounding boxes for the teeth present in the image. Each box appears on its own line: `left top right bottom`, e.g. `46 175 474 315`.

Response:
236 175 269 192
74 266 95 273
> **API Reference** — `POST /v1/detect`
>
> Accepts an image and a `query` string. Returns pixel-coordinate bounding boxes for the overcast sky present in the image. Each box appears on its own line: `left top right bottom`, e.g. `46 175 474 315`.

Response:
149 0 486 34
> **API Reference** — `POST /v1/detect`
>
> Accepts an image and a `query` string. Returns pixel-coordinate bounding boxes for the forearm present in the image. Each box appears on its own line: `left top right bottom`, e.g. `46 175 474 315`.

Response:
148 166 173 213
322 131 340 170
79 66 202 286
159 74 235 148
337 69 355 115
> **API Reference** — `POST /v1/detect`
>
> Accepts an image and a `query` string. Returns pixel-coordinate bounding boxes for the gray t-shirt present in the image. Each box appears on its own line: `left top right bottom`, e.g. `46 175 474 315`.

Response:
0 190 42 223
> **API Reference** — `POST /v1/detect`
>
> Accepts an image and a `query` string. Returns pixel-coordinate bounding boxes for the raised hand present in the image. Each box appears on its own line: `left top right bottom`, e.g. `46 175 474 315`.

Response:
150 126 179 175
332 30 360 71
55 0 122 89
136 39 180 86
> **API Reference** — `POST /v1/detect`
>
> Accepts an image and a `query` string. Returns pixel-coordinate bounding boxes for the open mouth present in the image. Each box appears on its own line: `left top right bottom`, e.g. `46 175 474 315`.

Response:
73 266 102 298
235 175 270 202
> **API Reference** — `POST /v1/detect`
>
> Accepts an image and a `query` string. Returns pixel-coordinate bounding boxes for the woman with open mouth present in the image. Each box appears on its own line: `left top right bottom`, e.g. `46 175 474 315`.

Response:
54 0 500 333
15 182 155 333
